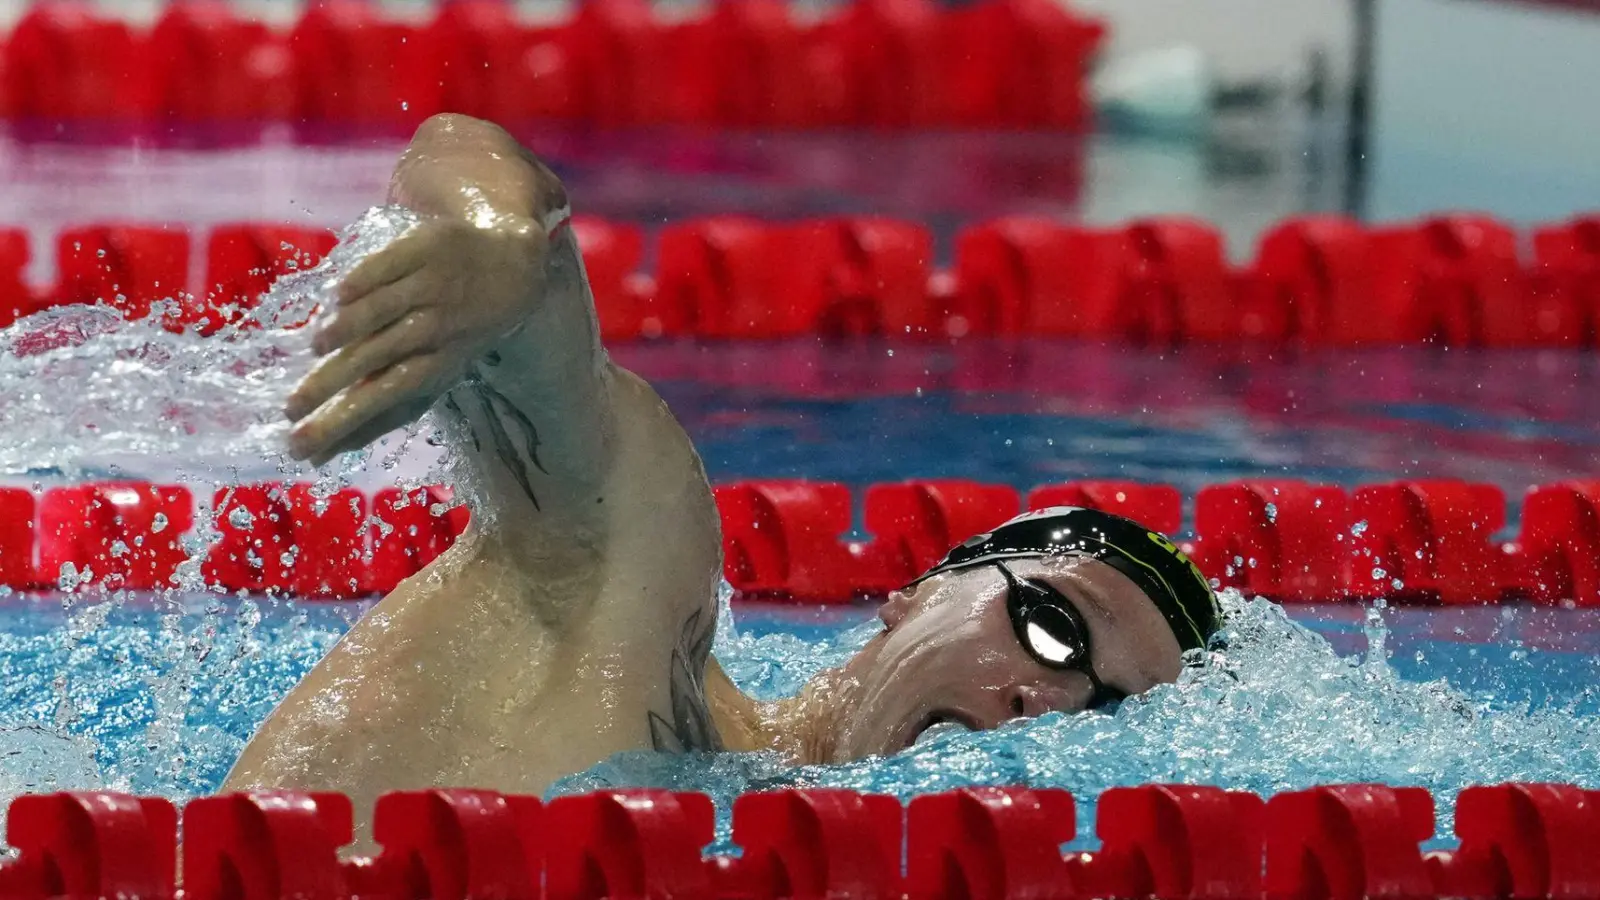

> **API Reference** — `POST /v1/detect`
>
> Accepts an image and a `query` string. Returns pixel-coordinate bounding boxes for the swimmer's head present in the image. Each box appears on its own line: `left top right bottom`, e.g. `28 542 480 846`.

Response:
824 507 1220 759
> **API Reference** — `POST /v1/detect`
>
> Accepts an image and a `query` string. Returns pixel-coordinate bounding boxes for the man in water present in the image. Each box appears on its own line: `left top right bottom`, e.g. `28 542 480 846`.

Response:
225 115 1221 817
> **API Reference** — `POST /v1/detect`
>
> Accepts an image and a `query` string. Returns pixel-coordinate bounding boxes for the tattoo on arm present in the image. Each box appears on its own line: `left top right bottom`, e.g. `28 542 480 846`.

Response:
649 607 722 753
455 367 548 511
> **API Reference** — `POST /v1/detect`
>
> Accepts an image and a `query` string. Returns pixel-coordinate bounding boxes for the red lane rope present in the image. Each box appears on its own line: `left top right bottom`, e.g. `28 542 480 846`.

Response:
0 0 1104 131
4 478 1597 606
4 213 1597 346
1 784 1596 900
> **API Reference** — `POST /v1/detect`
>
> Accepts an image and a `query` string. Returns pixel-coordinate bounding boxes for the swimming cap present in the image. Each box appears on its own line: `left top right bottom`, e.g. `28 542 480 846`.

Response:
913 506 1221 652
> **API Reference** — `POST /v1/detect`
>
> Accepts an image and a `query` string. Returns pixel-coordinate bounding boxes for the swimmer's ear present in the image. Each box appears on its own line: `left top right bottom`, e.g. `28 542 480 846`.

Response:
878 587 915 631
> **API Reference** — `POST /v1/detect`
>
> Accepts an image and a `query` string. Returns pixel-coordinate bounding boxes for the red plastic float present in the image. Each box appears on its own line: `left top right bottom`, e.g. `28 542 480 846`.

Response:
1241 215 1376 345
204 224 338 332
945 0 1103 129
1076 784 1266 900
35 482 193 591
715 480 858 602
204 483 368 599
1512 481 1600 608
723 790 903 900
1263 785 1436 900
1367 216 1532 347
0 487 32 588
356 790 544 900
543 791 715 900
786 218 936 337
905 787 1077 900
0 793 177 900
1347 481 1507 605
570 216 658 342
288 1 443 129
145 3 290 122
1429 783 1600 900
55 224 190 326
1532 215 1600 347
181 792 352 900
0 228 36 328
1027 480 1183 534
0 4 148 121
1192 481 1351 603
861 480 1021 587
366 485 471 594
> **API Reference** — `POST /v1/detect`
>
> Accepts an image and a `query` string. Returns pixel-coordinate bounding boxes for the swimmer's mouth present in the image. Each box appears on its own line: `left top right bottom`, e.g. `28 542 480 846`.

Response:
907 709 979 749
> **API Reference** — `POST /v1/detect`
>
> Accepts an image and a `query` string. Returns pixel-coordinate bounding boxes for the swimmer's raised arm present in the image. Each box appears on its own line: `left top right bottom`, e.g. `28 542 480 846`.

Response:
283 115 716 601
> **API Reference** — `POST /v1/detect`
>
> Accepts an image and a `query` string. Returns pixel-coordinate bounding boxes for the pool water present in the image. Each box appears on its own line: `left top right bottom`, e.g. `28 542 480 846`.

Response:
0 205 1597 846
0 592 1595 845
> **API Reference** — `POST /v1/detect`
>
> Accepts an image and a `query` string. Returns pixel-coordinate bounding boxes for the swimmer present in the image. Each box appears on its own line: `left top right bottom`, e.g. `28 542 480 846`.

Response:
224 115 1221 827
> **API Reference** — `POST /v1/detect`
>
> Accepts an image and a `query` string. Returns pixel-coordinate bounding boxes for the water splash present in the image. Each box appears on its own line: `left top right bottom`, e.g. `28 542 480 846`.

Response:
0 206 423 480
553 591 1600 846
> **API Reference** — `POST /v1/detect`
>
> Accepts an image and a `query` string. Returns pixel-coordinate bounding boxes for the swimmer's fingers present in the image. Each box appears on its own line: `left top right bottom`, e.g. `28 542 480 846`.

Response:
306 395 435 469
287 309 441 422
313 279 425 356
288 356 445 464
336 229 429 304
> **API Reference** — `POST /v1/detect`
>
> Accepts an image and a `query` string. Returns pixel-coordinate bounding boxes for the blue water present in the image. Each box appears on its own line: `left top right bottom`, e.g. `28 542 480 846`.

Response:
1 589 1595 845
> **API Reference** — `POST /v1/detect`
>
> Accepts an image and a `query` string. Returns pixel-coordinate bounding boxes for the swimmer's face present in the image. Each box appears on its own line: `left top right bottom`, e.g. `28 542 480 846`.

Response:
828 556 1184 760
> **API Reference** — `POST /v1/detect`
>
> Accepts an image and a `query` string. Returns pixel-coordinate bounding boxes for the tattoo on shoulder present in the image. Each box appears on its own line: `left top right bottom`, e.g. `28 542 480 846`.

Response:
649 607 722 754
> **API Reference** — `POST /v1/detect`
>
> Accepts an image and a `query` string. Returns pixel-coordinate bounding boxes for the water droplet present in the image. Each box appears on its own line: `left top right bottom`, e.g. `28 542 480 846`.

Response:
229 506 255 530
151 512 168 533
1264 503 1278 522
1351 520 1369 536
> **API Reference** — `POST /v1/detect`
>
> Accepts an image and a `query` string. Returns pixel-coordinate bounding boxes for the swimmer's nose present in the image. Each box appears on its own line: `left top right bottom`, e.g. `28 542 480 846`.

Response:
1004 684 1057 720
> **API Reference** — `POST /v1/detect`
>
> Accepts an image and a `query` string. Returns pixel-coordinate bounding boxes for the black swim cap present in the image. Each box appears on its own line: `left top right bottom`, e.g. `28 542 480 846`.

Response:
913 507 1221 652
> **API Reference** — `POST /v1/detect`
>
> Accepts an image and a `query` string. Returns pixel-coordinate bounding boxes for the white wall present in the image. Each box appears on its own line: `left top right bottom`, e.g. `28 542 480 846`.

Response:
1073 0 1354 85
1367 0 1600 222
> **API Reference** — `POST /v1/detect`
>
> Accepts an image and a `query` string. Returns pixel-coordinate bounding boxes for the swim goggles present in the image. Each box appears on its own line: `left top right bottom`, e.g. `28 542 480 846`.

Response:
994 562 1126 709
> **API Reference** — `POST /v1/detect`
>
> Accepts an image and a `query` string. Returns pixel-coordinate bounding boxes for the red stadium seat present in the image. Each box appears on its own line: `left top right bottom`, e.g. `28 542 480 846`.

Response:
55 225 191 327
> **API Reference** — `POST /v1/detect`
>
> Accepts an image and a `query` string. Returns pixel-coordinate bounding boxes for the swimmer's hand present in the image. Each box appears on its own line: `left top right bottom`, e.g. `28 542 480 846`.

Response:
284 213 547 466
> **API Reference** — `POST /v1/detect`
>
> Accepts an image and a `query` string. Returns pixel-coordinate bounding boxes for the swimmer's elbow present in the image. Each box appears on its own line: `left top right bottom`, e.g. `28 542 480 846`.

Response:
391 115 566 222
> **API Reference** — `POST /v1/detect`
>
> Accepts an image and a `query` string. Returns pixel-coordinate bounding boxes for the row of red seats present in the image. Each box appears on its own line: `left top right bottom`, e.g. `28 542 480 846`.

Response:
0 0 1101 130
5 477 1597 607
715 478 1600 606
6 213 1599 347
0 482 467 598
3 783 1596 900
